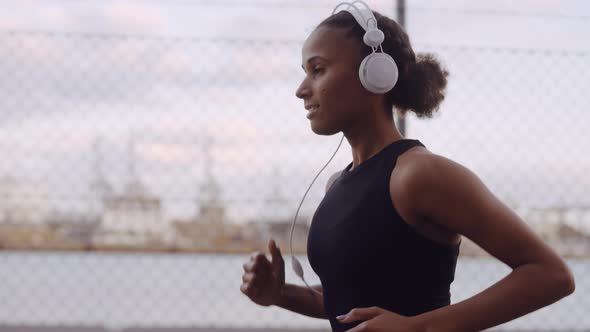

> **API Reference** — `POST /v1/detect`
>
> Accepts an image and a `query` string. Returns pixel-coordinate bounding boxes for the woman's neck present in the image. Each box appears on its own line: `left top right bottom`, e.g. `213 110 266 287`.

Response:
343 116 404 170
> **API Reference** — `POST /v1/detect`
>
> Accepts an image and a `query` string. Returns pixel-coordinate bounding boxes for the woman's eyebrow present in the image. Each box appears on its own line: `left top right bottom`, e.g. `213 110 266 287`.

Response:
301 56 327 70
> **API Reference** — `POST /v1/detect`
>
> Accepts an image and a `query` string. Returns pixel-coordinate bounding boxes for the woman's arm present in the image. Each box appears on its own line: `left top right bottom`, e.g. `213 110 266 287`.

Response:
394 153 575 332
276 284 328 319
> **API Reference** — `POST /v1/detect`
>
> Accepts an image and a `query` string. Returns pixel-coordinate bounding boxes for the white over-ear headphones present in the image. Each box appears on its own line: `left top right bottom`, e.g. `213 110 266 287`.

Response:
332 1 399 94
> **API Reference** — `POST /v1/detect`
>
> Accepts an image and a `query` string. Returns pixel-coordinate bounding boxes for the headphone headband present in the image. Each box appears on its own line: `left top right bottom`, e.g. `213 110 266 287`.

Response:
332 1 378 32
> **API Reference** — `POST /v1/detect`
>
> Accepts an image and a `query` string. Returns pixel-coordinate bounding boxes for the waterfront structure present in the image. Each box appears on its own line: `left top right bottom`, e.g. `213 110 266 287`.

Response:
0 176 50 225
92 140 172 248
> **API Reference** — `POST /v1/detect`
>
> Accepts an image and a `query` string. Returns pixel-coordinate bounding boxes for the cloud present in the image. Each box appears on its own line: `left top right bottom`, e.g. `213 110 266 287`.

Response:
102 2 164 33
136 143 192 164
0 2 73 31
0 30 304 126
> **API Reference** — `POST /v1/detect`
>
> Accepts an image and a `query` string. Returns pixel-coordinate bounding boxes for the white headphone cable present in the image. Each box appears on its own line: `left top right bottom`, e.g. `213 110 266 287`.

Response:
288 133 345 296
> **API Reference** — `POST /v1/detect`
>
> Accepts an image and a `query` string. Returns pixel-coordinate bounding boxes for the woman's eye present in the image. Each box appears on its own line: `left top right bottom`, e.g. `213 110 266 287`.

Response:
312 67 324 75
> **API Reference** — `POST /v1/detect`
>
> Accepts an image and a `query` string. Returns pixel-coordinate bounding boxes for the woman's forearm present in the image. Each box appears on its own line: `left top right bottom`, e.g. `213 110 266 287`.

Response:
413 261 575 332
275 283 328 319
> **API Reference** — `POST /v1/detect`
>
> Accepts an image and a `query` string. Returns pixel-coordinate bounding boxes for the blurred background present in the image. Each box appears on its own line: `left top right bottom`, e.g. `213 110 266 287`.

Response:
0 0 588 331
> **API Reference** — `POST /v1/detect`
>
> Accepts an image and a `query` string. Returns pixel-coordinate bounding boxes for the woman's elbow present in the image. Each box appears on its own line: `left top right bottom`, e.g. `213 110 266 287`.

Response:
553 261 576 298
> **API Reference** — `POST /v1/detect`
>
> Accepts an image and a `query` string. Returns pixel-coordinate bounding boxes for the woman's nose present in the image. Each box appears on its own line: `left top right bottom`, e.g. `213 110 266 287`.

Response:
295 80 311 99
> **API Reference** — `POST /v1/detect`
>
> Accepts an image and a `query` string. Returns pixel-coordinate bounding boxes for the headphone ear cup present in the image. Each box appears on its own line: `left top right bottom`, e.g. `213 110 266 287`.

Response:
363 28 384 48
358 53 399 94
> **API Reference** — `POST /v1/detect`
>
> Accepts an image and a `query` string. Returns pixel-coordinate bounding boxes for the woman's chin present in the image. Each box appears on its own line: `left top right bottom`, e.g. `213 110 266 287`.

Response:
310 122 340 136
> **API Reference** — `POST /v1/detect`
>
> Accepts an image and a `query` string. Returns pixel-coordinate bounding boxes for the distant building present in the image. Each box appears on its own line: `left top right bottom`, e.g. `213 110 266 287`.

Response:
195 134 226 224
239 166 312 253
171 135 229 250
561 206 590 236
100 182 164 235
88 137 115 218
195 173 225 225
525 206 590 236
256 220 310 254
92 139 172 247
508 205 590 257
0 176 50 225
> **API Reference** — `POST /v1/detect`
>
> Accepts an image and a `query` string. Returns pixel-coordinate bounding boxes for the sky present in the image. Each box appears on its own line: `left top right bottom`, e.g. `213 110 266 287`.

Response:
2 0 589 49
0 0 589 228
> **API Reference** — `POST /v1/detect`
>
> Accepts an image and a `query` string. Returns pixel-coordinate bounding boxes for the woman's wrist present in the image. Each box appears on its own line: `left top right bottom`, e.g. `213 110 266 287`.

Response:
274 283 288 307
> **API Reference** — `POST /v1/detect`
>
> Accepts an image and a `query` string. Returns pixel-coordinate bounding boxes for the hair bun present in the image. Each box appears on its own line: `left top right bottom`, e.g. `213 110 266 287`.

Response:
391 53 449 118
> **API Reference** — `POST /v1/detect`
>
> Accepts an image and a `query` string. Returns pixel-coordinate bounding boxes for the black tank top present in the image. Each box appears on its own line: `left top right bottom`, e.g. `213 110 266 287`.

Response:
307 139 460 332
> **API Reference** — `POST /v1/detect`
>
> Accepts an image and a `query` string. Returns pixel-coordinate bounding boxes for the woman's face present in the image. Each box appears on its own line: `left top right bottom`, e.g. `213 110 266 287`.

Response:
296 26 370 135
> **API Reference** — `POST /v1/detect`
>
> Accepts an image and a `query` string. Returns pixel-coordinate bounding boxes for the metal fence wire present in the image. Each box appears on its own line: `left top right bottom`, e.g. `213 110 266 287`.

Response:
0 29 589 331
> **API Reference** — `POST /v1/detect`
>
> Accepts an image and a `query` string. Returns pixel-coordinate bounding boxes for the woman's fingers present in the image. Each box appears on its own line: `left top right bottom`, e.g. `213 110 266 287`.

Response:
252 251 272 268
240 282 250 295
268 239 284 267
242 268 271 289
240 251 276 301
242 272 255 283
243 252 272 273
240 281 259 297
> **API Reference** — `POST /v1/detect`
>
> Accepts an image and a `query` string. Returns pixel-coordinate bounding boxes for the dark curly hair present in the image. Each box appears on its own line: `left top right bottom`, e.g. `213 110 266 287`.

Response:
317 10 449 118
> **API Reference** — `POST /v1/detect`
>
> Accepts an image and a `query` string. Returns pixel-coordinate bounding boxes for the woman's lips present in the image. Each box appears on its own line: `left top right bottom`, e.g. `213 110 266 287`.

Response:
306 106 320 119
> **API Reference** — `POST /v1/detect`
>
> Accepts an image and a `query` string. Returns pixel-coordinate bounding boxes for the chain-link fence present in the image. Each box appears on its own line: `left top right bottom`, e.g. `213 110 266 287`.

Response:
0 25 588 332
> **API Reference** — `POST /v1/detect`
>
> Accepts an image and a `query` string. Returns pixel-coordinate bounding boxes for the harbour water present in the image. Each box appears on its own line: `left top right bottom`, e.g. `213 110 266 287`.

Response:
0 252 587 331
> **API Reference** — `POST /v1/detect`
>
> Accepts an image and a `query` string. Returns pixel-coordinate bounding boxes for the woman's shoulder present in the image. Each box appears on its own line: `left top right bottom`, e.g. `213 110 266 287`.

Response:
389 145 465 244
390 145 478 206
395 145 466 182
391 145 483 209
